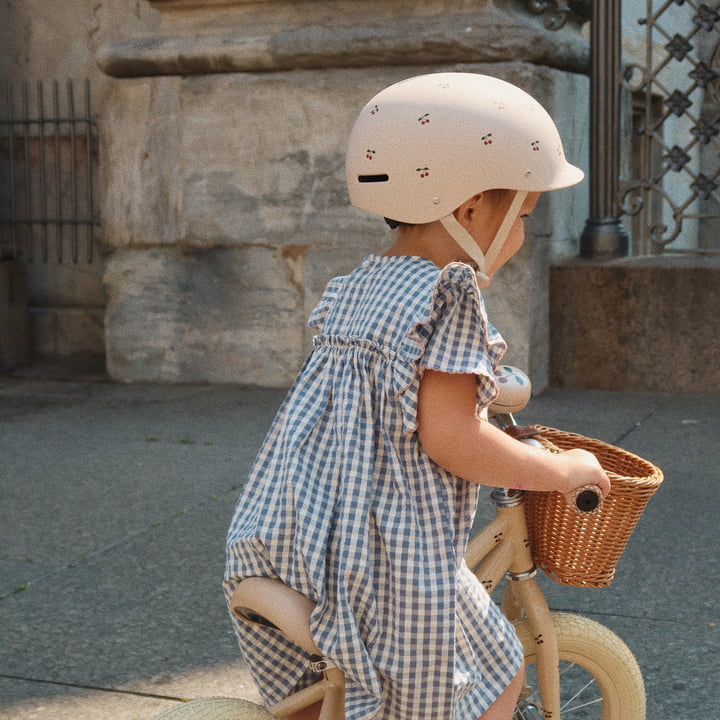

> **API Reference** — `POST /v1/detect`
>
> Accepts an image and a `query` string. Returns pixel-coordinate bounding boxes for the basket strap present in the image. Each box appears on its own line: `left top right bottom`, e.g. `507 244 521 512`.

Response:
504 425 545 441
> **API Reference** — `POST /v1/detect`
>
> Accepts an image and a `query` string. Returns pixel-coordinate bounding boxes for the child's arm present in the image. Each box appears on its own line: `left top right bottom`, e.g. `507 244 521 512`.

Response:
417 370 611 496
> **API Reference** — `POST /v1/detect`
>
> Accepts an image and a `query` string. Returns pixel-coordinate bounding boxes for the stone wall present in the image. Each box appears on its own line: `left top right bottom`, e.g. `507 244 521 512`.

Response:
0 260 29 369
100 63 589 386
0 0 161 367
98 1 591 388
550 256 720 392
2 0 592 386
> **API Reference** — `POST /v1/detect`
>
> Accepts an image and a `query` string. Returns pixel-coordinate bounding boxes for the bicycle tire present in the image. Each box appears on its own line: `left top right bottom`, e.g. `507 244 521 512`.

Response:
513 612 646 719
151 697 275 720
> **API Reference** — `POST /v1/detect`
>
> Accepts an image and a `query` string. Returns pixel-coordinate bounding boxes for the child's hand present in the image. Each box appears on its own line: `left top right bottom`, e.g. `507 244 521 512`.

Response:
556 448 611 497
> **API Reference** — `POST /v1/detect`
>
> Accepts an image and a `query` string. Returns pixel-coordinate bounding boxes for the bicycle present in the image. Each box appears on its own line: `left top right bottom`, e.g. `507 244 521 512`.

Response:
154 366 662 720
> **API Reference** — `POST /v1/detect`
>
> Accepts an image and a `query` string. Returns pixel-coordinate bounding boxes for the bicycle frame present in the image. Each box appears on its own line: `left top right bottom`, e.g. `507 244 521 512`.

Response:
466 484 561 718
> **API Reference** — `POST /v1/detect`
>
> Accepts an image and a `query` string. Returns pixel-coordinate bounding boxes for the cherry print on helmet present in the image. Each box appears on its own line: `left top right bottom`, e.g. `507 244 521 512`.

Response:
346 72 583 225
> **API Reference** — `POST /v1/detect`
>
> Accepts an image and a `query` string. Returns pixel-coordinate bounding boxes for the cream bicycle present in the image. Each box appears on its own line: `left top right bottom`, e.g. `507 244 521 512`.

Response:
154 366 663 720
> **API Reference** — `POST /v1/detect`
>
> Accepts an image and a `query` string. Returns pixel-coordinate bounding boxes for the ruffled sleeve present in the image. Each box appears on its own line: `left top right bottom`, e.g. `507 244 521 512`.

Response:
394 263 507 433
308 276 346 333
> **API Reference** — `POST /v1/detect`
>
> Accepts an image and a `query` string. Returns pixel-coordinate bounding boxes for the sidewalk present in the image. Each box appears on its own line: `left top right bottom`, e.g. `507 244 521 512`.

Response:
0 378 718 719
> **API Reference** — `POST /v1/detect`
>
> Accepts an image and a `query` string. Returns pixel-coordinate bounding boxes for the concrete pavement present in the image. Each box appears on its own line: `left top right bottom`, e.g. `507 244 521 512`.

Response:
0 378 718 719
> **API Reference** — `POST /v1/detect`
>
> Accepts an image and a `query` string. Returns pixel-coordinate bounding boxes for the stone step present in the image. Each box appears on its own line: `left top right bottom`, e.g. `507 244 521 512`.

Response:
550 256 720 392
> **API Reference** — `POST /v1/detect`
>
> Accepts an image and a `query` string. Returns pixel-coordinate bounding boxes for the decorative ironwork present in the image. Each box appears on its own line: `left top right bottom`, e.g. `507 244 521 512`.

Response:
694 3 720 30
689 60 718 87
666 145 692 170
619 0 720 254
665 34 693 62
665 89 693 116
691 117 719 141
526 0 591 30
0 79 98 263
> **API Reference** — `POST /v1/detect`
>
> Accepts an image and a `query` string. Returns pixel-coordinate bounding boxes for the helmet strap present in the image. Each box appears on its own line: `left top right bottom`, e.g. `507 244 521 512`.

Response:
440 190 528 287
439 213 491 284
483 190 528 271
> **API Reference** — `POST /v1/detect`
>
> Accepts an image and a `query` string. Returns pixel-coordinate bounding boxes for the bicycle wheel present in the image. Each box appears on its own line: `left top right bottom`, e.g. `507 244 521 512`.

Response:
513 613 645 720
151 697 275 720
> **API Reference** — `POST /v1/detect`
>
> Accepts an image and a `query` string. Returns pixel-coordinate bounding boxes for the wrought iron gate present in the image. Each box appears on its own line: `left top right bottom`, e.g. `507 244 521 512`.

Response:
580 0 720 256
621 0 720 255
0 78 98 264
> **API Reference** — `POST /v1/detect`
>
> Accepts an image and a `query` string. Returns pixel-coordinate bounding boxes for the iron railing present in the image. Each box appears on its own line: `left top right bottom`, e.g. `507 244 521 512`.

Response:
620 0 720 255
0 78 98 264
538 0 720 257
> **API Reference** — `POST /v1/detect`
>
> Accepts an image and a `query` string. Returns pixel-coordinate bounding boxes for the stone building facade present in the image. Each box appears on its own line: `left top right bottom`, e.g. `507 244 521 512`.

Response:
1 1 159 371
3 0 596 390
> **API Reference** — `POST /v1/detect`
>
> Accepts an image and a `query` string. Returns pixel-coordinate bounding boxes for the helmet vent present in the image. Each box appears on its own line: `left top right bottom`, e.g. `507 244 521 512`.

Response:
358 174 389 183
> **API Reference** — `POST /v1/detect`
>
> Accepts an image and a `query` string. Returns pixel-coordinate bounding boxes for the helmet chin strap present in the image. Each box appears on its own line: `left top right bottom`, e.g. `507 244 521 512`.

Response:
440 190 528 287
439 213 491 284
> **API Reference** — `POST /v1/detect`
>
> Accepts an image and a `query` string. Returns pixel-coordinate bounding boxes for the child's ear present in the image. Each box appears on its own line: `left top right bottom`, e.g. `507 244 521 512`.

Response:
454 193 485 227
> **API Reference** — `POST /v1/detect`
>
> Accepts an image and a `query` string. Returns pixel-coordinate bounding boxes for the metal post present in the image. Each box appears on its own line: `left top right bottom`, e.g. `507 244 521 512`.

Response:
580 0 629 258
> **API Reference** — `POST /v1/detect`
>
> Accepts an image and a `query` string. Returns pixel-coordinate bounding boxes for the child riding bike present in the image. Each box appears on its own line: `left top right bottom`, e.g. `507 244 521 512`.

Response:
224 72 609 720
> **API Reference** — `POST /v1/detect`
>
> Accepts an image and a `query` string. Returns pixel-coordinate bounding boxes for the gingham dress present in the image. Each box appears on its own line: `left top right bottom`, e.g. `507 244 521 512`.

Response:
225 255 523 720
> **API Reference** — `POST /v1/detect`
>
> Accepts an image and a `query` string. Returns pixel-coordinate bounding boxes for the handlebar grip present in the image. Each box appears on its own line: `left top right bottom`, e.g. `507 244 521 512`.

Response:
564 485 603 513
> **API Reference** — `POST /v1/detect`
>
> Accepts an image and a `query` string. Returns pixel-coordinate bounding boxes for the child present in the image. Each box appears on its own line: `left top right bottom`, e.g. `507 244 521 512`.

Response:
225 73 609 720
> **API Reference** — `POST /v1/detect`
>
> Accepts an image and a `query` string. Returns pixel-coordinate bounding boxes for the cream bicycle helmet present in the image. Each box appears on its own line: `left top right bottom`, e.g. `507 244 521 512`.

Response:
346 72 583 280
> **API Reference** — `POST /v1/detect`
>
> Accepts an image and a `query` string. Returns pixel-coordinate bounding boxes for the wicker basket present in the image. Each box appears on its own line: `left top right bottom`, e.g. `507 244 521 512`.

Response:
524 425 664 588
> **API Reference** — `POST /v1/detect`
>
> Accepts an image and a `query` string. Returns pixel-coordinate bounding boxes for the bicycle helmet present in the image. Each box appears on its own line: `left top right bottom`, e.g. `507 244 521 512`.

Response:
345 72 583 280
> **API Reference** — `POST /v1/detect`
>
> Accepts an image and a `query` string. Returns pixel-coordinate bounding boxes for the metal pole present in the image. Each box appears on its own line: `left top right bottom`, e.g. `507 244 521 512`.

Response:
580 0 629 258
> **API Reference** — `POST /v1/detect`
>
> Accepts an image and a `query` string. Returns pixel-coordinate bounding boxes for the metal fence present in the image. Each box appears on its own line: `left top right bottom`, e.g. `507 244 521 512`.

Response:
542 0 720 257
621 0 720 255
0 78 98 264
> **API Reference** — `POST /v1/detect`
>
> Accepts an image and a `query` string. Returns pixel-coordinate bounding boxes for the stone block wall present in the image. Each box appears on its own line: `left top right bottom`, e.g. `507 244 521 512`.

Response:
2 0 593 386
100 60 589 387
550 256 720 392
1 0 160 369
0 260 29 370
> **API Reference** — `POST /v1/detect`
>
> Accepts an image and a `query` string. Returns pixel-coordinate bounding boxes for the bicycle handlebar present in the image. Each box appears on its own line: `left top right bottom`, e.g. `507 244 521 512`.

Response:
499 419 604 514
564 485 603 513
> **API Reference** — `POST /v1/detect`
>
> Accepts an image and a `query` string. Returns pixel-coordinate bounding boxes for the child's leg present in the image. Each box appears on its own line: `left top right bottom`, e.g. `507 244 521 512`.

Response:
477 666 524 720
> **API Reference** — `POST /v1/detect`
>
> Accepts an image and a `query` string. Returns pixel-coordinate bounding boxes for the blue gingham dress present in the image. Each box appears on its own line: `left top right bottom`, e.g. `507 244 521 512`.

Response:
225 255 523 719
